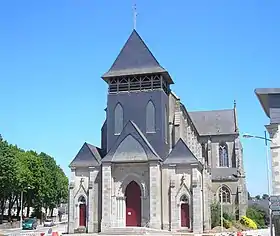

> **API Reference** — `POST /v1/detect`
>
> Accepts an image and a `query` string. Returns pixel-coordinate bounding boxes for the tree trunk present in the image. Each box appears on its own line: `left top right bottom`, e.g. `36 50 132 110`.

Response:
27 206 30 217
0 202 5 224
0 200 5 224
16 198 20 219
8 196 14 221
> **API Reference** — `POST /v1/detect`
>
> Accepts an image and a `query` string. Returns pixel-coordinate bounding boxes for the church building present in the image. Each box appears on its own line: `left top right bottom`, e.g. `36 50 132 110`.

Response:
67 30 248 234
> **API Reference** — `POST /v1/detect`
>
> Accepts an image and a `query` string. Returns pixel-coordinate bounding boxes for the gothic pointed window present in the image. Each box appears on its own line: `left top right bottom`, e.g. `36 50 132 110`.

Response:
219 142 229 167
114 103 123 135
218 186 231 203
146 100 156 133
202 143 208 164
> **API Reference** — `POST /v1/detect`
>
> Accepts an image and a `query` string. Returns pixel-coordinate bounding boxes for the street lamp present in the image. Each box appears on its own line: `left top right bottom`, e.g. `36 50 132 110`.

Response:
243 131 273 236
20 186 32 230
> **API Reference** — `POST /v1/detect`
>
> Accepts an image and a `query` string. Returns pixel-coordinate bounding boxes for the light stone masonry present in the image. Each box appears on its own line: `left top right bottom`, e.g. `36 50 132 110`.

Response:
101 164 112 231
266 124 280 195
149 163 162 229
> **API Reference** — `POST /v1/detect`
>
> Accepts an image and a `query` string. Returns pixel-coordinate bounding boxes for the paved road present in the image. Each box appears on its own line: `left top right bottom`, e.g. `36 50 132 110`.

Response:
1 223 67 235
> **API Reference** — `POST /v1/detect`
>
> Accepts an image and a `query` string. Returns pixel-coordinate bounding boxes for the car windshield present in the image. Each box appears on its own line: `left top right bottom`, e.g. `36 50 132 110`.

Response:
45 219 52 222
24 219 33 223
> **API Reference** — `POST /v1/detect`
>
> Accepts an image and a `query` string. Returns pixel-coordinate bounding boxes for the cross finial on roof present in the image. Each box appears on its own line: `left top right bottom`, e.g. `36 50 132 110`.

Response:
234 100 236 109
133 3 137 30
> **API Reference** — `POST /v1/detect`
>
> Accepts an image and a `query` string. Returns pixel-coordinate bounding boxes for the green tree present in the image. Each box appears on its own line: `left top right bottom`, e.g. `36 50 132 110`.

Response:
262 194 269 200
248 192 252 200
0 135 69 222
246 205 267 228
255 195 261 200
0 139 18 222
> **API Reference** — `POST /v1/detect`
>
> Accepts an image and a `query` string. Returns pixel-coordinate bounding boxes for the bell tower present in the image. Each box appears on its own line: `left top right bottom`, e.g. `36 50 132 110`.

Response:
102 30 174 158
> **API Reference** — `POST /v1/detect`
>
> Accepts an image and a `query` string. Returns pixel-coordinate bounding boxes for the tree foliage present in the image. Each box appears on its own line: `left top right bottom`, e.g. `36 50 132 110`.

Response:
0 135 68 222
246 205 267 228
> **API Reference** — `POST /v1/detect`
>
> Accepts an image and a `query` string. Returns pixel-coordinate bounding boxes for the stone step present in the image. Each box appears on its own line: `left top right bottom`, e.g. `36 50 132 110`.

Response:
99 227 172 235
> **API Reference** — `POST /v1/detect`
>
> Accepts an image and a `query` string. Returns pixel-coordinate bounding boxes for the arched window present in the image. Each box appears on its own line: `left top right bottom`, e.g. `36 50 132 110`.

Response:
78 195 86 204
114 103 123 135
218 186 231 203
219 142 229 167
180 195 188 203
146 100 156 133
202 143 208 164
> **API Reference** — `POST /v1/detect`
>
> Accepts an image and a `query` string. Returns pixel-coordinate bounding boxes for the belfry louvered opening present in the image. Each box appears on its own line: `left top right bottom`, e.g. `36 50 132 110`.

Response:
108 74 170 94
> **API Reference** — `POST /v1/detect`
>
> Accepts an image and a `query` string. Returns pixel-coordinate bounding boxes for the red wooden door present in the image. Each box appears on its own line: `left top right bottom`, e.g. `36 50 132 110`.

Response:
79 204 86 227
125 181 141 226
181 203 190 227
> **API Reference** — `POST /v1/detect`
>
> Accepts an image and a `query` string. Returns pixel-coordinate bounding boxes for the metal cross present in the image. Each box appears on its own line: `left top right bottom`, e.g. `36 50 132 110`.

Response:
133 3 137 30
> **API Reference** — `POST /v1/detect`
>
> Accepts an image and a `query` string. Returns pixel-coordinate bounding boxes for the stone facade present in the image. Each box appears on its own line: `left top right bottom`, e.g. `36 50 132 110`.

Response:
67 30 248 234
255 88 280 236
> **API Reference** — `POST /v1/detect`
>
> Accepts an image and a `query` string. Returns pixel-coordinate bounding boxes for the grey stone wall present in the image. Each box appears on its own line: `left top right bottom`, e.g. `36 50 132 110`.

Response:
101 164 112 231
192 168 203 234
149 162 162 229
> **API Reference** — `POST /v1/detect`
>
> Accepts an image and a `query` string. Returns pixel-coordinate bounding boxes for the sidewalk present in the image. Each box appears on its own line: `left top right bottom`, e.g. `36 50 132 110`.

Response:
2 221 67 232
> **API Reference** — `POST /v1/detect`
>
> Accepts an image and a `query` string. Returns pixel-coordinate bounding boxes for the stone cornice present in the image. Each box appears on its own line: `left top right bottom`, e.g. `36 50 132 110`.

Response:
266 124 280 140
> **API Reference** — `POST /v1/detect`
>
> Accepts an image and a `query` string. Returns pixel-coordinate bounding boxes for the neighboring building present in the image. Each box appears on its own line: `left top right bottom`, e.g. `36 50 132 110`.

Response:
67 30 248 234
255 88 280 236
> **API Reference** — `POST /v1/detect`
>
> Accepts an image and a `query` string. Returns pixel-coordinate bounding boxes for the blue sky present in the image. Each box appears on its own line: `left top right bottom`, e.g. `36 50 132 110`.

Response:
0 0 279 196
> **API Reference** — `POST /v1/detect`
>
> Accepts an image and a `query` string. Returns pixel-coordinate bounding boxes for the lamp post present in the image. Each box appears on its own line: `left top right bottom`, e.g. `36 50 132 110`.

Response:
243 131 273 236
20 187 32 231
20 191 23 230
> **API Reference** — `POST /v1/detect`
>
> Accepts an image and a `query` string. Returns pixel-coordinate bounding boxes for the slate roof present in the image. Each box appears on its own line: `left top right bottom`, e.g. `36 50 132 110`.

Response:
102 120 161 163
248 199 269 212
211 168 239 181
188 109 237 136
102 30 173 84
163 138 199 165
69 142 102 167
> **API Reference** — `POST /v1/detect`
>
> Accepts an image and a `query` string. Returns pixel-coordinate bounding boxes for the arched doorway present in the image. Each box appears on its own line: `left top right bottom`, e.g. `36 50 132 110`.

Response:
180 195 190 228
78 196 86 227
125 181 141 226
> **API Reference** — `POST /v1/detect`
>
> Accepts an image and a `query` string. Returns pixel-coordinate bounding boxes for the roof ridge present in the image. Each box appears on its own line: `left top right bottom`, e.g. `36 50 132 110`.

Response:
189 108 234 113
164 138 199 165
129 120 160 159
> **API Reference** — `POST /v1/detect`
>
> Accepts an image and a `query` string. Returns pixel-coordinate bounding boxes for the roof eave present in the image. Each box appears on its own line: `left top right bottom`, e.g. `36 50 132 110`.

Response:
255 88 278 118
102 69 174 84
255 89 269 117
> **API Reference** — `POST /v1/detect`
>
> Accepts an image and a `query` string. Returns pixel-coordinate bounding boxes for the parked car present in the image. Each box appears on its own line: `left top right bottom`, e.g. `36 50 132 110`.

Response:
43 219 55 227
22 218 37 230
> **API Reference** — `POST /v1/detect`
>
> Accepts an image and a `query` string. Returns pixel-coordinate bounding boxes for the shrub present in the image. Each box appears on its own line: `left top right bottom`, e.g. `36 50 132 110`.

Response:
246 205 267 228
211 202 221 228
223 211 235 221
223 218 232 229
240 216 258 229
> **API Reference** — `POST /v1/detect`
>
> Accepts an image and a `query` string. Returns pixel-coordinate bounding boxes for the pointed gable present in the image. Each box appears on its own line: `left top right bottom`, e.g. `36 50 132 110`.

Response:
102 120 161 163
69 142 102 168
102 30 173 84
163 138 199 165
